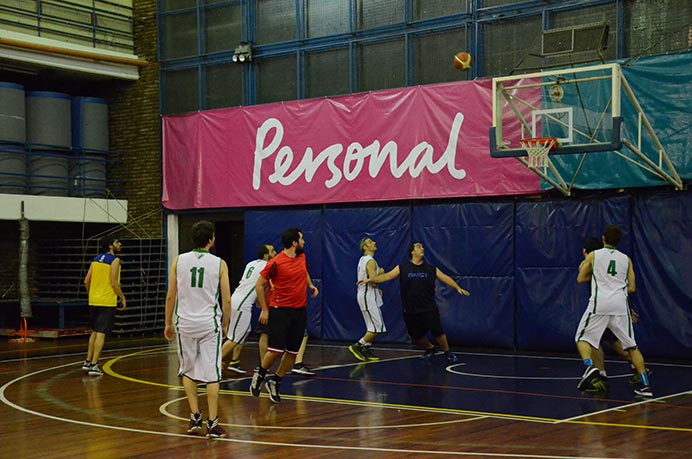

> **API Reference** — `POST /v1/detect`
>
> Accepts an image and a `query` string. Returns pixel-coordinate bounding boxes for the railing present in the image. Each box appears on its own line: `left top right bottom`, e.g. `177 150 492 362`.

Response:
34 238 167 334
0 0 134 53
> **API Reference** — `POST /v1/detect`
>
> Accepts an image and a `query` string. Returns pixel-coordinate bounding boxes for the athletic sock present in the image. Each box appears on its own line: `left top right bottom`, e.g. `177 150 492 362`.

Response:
258 366 267 378
599 370 607 377
358 339 367 346
640 372 650 385
273 375 283 383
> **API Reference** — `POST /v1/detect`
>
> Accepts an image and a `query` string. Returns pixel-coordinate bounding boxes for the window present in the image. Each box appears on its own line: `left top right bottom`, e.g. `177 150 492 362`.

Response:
414 29 469 85
256 0 296 44
257 54 297 104
358 39 406 92
206 63 243 109
164 68 199 115
306 48 350 98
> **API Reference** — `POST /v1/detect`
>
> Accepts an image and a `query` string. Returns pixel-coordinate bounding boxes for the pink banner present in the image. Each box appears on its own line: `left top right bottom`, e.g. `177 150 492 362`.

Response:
162 80 539 210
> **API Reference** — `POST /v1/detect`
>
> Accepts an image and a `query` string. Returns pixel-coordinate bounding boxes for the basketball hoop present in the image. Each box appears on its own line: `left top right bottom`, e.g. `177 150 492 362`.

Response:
520 137 558 170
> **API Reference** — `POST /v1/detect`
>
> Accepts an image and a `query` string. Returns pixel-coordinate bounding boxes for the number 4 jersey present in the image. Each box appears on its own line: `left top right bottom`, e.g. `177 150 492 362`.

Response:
175 250 223 337
587 247 631 315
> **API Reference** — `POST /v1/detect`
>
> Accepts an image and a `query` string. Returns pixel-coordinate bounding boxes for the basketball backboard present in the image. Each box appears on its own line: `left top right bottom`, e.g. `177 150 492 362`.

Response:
490 63 622 159
489 62 682 196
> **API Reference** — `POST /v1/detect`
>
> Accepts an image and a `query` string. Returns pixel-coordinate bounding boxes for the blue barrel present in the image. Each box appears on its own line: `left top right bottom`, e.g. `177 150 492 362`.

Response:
29 151 70 196
0 145 27 194
70 155 107 198
0 82 26 144
72 97 109 153
26 91 71 150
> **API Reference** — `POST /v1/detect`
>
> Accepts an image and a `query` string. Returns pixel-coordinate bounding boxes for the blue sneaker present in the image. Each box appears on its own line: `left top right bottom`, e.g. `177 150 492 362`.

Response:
421 346 438 360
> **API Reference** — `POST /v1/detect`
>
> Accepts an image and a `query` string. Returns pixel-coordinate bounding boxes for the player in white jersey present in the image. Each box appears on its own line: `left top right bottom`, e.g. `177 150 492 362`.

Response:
165 220 231 437
220 244 276 371
575 224 653 397
349 237 386 362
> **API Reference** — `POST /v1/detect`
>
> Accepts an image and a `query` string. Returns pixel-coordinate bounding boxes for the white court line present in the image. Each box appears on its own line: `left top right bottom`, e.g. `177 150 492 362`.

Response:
0 344 168 364
0 364 632 459
446 367 634 381
159 396 489 430
559 390 692 423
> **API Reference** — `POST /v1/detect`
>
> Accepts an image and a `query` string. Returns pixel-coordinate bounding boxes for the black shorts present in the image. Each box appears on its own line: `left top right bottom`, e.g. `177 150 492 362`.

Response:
267 307 307 354
403 308 444 341
255 321 269 336
89 305 116 335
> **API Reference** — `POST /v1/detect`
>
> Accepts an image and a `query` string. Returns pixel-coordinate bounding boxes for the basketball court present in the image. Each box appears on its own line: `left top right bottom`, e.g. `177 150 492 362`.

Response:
2 338 691 458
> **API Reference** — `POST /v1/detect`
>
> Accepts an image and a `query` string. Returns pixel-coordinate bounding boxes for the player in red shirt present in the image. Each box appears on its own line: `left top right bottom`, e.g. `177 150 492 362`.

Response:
249 228 318 403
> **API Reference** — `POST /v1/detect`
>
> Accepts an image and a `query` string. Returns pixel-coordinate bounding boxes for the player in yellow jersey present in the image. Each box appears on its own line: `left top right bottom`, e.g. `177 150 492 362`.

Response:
82 237 126 376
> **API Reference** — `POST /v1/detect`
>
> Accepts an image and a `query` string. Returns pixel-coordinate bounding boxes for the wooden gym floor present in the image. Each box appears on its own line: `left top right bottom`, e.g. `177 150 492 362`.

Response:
1 336 691 458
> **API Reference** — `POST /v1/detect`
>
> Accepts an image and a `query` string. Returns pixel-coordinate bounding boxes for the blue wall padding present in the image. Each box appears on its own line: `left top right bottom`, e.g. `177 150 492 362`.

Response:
244 209 324 338
515 196 631 351
631 193 692 356
412 203 515 347
321 206 411 342
243 209 324 271
306 278 322 338
242 191 692 359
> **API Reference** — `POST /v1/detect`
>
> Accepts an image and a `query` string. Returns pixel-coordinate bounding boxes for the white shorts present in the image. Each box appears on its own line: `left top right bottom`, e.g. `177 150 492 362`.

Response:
226 308 252 344
177 330 223 383
359 305 386 334
574 311 637 350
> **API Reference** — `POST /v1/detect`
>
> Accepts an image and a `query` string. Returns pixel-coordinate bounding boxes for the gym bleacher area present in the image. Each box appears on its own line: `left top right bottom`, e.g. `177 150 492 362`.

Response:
0 237 167 338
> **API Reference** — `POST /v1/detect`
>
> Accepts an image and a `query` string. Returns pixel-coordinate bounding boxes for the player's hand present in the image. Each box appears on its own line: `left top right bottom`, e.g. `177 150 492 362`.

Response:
631 309 639 324
259 310 269 325
457 287 470 296
357 278 370 285
164 324 175 342
117 297 127 311
309 285 319 298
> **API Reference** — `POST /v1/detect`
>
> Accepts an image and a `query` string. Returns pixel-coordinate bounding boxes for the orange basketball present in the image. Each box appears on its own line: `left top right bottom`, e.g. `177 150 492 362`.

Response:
454 52 472 71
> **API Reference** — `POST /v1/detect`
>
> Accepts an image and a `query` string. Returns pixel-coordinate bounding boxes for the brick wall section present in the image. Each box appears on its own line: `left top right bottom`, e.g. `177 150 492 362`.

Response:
108 0 162 238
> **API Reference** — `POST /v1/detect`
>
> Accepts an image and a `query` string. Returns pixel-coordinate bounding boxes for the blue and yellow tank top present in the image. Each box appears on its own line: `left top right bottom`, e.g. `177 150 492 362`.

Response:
89 253 120 307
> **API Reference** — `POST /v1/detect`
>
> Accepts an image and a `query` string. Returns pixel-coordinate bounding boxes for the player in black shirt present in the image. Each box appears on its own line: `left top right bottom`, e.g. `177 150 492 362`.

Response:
360 242 470 363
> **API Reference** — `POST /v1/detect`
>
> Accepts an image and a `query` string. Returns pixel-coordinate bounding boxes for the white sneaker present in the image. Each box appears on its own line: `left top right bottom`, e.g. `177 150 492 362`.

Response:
88 364 104 376
226 361 247 374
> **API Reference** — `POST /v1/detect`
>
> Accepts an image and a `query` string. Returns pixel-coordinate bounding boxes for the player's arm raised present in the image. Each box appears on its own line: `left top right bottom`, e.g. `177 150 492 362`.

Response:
436 268 470 296
359 265 400 285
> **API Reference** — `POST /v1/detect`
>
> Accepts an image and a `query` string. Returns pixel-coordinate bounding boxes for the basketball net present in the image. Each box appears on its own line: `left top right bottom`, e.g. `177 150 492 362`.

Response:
520 137 558 170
